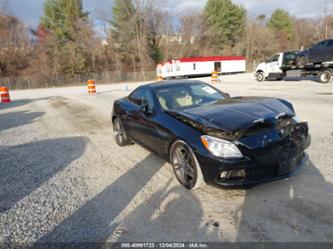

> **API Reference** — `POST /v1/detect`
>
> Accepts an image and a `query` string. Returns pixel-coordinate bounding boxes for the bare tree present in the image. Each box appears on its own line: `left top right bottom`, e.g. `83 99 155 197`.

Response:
245 17 278 66
0 14 31 77
293 18 318 49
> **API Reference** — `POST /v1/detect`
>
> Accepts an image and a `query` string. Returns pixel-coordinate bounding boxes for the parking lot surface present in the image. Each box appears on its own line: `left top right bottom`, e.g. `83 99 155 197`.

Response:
0 74 332 243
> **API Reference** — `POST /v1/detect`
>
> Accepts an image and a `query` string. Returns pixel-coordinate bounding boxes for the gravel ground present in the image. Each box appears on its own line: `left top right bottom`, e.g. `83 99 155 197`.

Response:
0 73 333 245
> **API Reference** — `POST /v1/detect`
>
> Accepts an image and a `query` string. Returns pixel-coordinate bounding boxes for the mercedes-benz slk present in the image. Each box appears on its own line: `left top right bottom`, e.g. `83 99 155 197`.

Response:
112 81 311 189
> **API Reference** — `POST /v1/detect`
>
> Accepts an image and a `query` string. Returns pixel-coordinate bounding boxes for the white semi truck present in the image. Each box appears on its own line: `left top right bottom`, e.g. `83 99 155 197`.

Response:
255 51 333 84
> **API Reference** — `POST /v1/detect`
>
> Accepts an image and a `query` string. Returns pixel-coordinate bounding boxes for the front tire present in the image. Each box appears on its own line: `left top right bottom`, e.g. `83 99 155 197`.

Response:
170 141 206 190
113 117 131 146
256 72 265 82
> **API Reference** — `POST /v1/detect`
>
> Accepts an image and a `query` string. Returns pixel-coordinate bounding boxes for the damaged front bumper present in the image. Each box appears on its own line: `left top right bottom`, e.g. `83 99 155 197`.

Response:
196 123 311 187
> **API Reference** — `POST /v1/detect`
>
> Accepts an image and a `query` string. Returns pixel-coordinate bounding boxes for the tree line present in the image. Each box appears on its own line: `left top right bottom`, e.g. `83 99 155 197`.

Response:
0 0 332 88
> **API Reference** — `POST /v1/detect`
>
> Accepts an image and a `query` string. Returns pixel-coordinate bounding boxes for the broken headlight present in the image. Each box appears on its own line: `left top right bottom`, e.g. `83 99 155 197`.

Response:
201 135 243 159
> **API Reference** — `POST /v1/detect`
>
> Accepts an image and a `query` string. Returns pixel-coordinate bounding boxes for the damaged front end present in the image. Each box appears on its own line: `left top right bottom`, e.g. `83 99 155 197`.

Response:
168 110 311 186
167 110 308 144
166 111 244 140
232 120 311 186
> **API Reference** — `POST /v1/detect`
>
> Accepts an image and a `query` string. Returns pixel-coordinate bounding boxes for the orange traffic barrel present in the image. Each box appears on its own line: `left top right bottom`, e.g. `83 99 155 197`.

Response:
0 87 11 103
87 80 96 94
211 71 218 83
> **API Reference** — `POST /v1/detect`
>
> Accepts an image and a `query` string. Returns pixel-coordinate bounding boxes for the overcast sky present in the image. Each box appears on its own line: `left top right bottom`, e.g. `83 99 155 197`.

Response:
2 0 333 27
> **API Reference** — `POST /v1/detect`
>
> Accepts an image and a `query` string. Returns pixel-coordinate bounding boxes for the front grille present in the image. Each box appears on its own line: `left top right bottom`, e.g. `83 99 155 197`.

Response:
246 153 305 181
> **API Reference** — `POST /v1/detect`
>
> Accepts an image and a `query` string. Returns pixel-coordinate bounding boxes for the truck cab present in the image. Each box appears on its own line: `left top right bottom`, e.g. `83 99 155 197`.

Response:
255 52 297 82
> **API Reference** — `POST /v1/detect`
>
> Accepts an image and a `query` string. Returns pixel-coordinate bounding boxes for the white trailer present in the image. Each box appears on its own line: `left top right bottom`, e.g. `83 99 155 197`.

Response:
157 56 246 79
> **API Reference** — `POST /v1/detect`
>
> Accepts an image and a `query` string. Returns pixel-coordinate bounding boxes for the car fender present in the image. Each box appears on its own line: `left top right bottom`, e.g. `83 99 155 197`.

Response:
256 63 268 77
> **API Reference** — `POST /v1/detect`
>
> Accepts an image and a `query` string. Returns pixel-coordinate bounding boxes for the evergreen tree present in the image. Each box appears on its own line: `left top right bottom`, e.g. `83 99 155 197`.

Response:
40 0 98 75
41 0 88 43
110 0 165 70
110 0 138 69
149 44 163 64
111 0 135 39
203 0 246 52
268 9 294 40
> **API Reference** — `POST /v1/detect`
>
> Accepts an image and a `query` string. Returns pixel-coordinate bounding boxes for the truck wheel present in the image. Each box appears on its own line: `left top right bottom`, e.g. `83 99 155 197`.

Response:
319 70 332 84
256 72 265 82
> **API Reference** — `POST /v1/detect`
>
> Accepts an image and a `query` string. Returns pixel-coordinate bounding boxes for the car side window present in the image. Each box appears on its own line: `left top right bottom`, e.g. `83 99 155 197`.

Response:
130 88 155 112
327 40 333 47
313 41 327 49
129 89 145 106
270 54 280 62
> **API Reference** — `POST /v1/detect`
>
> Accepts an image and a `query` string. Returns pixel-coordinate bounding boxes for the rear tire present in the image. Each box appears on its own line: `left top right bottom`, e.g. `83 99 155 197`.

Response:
170 140 206 190
256 72 265 82
318 70 333 84
113 117 131 146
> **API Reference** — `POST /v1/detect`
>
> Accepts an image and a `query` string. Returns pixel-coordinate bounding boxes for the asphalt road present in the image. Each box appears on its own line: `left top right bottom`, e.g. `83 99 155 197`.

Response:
0 74 333 244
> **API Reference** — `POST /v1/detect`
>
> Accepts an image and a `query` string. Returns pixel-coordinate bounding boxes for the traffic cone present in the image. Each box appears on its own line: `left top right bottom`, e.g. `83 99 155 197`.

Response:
211 72 218 83
0 87 11 103
87 80 96 94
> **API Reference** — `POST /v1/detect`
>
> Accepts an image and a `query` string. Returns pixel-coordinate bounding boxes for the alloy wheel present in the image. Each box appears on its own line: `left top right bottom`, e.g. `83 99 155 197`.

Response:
172 144 197 188
113 119 124 144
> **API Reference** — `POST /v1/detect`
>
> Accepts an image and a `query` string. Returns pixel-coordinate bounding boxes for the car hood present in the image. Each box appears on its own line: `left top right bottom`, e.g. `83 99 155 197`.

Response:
256 62 267 70
168 97 295 137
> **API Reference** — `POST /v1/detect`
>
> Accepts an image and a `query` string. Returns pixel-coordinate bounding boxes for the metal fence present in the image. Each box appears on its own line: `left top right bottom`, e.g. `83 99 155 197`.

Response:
0 71 157 90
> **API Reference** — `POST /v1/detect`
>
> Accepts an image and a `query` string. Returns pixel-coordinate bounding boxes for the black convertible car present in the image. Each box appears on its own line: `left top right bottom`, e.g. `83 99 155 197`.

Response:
297 39 333 66
112 81 310 189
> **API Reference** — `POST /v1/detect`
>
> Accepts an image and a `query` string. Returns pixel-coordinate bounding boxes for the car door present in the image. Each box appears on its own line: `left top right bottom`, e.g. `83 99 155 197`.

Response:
309 40 327 63
123 88 145 140
128 88 170 155
267 54 282 74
